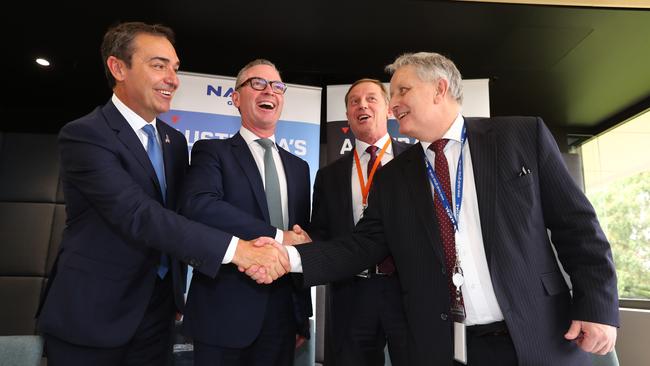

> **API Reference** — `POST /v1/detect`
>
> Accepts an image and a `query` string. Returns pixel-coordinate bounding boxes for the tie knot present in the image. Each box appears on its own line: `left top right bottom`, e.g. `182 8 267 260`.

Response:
366 145 379 158
430 139 448 154
142 124 156 139
257 138 275 150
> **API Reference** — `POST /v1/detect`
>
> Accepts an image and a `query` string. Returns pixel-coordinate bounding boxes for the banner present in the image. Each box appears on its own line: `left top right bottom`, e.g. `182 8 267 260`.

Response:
325 79 490 163
159 71 322 185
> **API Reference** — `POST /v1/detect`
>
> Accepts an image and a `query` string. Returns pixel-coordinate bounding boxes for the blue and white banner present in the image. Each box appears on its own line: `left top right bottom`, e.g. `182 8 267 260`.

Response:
159 71 322 184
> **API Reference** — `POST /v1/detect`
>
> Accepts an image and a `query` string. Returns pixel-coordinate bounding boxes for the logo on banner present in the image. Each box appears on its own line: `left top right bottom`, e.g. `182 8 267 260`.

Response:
207 84 235 105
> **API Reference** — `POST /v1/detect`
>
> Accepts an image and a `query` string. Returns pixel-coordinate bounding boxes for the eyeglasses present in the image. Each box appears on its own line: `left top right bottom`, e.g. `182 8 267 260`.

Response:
236 77 288 95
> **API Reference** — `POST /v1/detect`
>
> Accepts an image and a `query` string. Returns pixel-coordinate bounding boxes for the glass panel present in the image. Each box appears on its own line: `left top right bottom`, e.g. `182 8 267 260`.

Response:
578 110 650 300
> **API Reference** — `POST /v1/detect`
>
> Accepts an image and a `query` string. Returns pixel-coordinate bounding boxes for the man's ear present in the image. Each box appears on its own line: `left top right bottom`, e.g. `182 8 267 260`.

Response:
433 78 449 104
232 90 241 108
106 56 127 82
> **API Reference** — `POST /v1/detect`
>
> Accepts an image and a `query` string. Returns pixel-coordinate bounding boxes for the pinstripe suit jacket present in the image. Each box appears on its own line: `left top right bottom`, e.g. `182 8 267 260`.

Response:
297 116 618 365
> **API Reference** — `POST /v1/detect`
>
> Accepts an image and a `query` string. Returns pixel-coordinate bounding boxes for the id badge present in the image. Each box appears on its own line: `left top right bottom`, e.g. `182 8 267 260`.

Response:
453 321 467 364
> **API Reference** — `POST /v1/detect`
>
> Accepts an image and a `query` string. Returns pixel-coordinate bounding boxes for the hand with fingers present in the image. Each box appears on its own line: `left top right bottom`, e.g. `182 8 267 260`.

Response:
283 224 312 246
564 320 617 355
232 238 290 284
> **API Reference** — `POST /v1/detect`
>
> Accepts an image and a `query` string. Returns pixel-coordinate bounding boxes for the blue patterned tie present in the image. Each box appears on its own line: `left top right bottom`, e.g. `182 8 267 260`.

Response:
142 124 169 279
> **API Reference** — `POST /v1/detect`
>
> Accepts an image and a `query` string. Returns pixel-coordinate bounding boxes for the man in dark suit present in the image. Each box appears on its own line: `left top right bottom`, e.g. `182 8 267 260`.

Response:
178 59 312 366
311 79 409 366
37 22 286 366
252 52 619 365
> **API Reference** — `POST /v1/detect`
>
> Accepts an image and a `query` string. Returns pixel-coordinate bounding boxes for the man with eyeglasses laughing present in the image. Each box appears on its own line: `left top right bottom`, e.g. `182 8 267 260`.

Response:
178 59 312 366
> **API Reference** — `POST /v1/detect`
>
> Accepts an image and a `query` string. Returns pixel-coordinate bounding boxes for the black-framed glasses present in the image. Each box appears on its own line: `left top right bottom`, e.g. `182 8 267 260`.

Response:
236 77 288 95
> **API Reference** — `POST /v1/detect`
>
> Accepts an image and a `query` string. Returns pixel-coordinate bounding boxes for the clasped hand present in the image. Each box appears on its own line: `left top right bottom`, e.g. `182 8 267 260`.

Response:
232 225 311 284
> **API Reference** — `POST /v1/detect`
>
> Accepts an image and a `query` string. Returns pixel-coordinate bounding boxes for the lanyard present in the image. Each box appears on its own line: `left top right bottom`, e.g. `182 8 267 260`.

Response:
424 124 467 232
353 138 391 207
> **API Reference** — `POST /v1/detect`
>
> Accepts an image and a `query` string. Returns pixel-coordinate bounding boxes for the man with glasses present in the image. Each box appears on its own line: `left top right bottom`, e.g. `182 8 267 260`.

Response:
178 59 312 366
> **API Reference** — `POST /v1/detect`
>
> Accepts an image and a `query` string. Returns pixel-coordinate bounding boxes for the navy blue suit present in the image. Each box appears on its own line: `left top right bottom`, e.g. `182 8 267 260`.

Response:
38 101 233 362
179 132 312 361
310 139 410 366
297 117 619 365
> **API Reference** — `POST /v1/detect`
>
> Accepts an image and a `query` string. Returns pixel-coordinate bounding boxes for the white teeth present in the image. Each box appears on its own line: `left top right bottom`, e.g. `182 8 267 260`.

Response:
258 101 275 109
158 90 172 96
358 114 370 121
397 112 408 120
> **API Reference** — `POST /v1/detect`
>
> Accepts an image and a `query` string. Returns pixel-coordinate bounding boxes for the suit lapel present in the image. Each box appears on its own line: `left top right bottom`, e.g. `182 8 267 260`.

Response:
102 102 163 198
158 121 175 206
231 133 270 223
278 146 294 227
466 117 498 266
339 153 355 231
402 145 445 265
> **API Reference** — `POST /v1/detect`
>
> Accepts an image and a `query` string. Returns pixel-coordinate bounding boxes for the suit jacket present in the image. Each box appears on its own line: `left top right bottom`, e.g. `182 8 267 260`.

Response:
310 139 410 355
179 132 312 348
38 101 232 348
298 117 619 365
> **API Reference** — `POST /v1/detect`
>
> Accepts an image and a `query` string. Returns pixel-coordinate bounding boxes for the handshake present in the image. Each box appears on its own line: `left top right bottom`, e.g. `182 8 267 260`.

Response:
232 225 311 284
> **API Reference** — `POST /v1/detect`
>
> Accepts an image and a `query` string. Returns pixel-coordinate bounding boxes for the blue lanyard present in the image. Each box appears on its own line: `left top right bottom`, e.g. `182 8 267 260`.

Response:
424 124 467 232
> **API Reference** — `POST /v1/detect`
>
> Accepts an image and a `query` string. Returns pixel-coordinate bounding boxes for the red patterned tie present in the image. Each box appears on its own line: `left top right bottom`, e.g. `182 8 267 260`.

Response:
366 145 395 274
430 140 463 311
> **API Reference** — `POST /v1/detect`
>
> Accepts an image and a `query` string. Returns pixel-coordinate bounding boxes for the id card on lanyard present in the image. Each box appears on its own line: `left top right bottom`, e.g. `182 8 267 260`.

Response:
424 123 468 364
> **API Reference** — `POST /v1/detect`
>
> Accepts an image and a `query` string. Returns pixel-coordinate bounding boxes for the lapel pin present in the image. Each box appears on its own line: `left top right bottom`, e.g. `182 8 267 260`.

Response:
165 134 171 144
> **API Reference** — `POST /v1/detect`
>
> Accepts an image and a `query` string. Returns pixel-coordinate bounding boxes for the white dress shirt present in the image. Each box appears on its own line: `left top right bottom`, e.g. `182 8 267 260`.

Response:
420 113 504 326
112 94 160 151
351 133 394 225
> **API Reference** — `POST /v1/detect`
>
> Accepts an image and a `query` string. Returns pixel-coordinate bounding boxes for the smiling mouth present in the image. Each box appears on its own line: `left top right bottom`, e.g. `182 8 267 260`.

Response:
396 111 409 120
258 101 276 110
156 89 173 97
358 114 371 122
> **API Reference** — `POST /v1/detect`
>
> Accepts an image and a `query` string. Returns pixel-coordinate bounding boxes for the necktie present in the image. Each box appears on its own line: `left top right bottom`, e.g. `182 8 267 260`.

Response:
430 139 464 314
257 138 285 230
142 124 169 279
366 145 395 275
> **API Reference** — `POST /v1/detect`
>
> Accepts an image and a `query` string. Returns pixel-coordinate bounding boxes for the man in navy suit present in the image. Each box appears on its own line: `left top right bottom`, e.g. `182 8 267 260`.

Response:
37 22 286 366
178 59 312 366
252 52 619 365
310 79 410 366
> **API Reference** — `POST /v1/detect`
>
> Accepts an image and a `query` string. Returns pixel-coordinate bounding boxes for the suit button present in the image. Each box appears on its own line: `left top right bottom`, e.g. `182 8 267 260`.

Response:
441 267 446 275
440 313 448 321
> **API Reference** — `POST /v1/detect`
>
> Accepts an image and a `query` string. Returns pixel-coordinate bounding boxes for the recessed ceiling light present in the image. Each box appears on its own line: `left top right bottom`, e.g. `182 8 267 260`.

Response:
36 58 50 67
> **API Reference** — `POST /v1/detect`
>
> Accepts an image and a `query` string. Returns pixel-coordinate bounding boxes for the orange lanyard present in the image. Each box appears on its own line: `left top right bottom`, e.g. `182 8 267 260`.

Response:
353 138 391 207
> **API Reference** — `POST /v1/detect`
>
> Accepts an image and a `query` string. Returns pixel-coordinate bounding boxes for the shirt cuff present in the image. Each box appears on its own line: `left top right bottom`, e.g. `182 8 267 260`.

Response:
221 236 240 264
275 229 284 243
285 246 303 273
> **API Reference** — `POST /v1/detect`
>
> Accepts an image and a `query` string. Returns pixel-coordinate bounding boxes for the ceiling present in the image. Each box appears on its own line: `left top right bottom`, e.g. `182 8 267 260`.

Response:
4 1 650 143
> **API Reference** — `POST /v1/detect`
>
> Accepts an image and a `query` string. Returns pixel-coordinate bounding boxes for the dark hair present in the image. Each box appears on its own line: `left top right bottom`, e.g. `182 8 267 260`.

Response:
100 21 175 89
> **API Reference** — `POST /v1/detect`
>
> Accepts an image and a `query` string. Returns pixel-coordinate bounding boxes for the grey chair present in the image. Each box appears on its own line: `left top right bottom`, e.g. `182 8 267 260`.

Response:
592 349 620 366
0 335 44 366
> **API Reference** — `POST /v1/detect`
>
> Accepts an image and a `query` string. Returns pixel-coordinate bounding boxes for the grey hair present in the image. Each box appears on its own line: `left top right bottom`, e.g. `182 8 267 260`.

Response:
385 52 463 104
235 59 279 88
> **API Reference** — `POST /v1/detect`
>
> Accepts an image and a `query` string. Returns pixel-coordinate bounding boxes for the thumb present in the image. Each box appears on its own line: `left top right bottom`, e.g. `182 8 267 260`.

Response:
564 320 583 340
253 236 275 247
292 224 303 234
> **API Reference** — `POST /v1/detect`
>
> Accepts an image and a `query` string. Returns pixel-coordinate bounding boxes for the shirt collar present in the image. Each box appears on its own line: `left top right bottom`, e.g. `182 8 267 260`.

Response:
420 113 464 152
355 133 392 157
112 94 157 133
239 126 277 150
